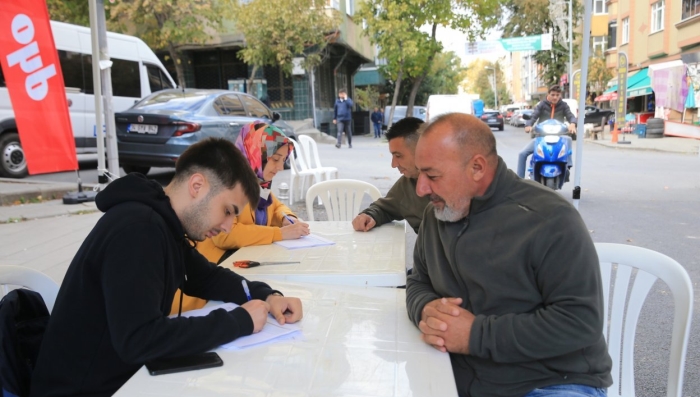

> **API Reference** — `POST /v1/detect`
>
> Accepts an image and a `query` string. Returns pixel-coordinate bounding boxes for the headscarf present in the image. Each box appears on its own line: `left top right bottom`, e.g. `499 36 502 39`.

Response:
234 122 293 225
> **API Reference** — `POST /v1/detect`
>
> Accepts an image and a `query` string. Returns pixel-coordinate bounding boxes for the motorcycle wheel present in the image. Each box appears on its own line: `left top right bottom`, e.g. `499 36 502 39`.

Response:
544 178 557 190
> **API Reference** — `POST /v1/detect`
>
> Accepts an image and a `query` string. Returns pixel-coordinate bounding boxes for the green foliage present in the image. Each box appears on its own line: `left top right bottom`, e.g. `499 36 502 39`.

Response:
502 0 582 87
464 60 511 108
355 86 381 110
46 0 91 26
358 0 501 112
108 0 228 87
228 0 339 76
587 55 612 94
382 51 465 105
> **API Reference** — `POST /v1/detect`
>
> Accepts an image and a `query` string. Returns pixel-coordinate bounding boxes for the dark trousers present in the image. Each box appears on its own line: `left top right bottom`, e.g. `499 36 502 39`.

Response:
336 120 352 146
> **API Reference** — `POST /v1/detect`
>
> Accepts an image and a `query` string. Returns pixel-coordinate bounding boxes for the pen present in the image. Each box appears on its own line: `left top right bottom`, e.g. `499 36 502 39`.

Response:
241 280 252 301
284 215 295 224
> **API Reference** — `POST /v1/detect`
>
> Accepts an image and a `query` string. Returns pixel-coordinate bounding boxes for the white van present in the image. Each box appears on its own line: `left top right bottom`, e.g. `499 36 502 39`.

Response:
0 20 175 178
426 94 480 122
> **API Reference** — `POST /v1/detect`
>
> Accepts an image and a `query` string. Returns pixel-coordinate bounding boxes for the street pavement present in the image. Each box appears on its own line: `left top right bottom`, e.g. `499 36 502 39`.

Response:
1 125 699 393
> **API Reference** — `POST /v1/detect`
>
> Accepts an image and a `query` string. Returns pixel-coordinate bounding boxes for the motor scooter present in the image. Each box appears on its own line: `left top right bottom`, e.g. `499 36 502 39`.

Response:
527 119 572 190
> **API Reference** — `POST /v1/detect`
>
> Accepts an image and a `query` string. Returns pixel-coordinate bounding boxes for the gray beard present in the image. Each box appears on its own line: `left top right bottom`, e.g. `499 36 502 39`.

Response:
434 206 466 223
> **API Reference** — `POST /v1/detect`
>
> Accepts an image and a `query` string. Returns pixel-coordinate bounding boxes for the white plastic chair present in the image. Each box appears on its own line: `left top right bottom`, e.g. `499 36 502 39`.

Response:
595 243 693 397
0 266 60 313
305 179 382 221
297 135 339 181
287 137 318 205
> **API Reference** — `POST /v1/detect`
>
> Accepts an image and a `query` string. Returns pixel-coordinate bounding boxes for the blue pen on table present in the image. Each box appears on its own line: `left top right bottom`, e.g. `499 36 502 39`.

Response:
241 280 252 301
284 215 295 224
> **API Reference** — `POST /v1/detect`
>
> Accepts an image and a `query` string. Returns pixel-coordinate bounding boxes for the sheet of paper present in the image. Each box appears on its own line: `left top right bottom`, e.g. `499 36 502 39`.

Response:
273 233 336 250
170 302 301 350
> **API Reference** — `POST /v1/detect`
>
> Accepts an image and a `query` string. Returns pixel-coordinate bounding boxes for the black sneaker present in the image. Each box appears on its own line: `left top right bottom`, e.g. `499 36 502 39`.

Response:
335 143 340 149
349 144 352 148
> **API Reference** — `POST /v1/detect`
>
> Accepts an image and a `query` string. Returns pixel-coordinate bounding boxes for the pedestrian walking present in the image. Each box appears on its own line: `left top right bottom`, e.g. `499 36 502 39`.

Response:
333 89 354 148
371 107 383 138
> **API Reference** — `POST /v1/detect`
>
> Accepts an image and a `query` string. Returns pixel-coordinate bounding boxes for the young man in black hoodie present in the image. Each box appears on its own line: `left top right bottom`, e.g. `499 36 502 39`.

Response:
30 138 303 397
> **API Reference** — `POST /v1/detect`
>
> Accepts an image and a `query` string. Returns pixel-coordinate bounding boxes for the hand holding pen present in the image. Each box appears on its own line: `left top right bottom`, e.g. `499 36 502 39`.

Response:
280 214 310 240
240 280 270 333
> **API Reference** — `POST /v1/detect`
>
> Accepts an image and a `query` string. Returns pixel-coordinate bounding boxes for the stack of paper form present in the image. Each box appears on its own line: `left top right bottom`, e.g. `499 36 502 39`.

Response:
170 302 301 349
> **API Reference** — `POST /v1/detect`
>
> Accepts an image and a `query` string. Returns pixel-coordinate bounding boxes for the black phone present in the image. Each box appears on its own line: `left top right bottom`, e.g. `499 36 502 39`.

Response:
145 352 223 376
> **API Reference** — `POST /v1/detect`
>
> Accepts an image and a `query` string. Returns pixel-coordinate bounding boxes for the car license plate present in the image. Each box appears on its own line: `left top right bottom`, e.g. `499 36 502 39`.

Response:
128 124 158 134
488 118 496 122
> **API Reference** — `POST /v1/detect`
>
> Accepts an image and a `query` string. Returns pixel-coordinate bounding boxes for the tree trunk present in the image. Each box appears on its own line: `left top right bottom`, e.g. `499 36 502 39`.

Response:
406 70 428 117
167 42 186 88
247 65 258 97
406 24 437 117
387 61 405 130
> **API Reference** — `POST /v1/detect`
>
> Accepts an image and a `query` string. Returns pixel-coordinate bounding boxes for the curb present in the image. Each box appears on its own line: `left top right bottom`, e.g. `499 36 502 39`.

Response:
0 178 97 206
584 138 700 155
0 200 100 224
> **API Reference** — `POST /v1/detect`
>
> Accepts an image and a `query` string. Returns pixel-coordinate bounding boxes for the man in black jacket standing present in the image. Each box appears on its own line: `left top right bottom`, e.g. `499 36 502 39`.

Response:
30 138 303 397
517 85 577 178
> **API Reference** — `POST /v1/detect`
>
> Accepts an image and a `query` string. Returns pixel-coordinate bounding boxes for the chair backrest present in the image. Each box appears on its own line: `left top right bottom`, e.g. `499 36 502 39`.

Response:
297 135 325 170
288 137 309 175
0 266 60 313
305 179 382 221
595 243 693 397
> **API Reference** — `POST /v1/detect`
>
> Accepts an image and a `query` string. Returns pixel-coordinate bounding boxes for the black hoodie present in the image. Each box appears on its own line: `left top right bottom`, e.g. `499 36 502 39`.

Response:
30 174 278 397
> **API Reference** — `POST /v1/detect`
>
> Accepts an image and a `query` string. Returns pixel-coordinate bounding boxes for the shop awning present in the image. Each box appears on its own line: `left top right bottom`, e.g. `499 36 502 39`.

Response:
626 68 652 98
354 68 385 87
595 91 618 102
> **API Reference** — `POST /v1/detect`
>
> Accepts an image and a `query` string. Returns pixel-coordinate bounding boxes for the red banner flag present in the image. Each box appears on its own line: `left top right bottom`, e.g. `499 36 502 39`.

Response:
0 1 77 175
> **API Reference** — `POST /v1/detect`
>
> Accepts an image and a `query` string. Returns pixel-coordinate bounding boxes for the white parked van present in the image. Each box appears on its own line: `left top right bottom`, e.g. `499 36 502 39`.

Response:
0 20 175 178
426 94 480 122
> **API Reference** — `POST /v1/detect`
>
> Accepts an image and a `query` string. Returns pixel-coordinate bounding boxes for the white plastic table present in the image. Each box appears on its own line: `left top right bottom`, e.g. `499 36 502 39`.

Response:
220 221 407 287
114 280 458 397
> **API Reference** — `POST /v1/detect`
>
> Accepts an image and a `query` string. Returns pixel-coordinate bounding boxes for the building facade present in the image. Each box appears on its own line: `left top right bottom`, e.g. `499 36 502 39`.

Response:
600 0 700 135
158 1 373 134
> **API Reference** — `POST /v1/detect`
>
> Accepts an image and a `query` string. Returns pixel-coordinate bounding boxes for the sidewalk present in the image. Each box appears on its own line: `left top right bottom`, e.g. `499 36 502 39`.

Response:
584 132 700 155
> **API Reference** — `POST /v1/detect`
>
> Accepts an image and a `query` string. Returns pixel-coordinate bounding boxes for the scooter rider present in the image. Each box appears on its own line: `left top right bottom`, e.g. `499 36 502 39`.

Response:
517 85 577 179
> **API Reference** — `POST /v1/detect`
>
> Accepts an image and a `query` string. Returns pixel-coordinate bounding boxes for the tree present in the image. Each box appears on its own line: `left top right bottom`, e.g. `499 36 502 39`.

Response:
226 0 340 95
463 60 510 108
109 0 228 87
357 0 425 129
383 51 465 106
355 86 381 110
46 0 91 26
502 0 582 87
587 55 612 95
358 0 500 127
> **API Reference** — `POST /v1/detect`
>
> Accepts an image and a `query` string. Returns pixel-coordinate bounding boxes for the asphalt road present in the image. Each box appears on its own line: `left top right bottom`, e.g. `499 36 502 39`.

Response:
24 125 700 395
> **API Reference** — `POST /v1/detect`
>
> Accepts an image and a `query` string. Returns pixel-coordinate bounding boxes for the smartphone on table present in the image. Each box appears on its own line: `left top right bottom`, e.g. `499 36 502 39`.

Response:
145 352 223 376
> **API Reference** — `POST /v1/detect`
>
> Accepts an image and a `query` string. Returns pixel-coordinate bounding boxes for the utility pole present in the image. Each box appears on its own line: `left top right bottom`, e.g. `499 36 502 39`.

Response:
568 0 573 99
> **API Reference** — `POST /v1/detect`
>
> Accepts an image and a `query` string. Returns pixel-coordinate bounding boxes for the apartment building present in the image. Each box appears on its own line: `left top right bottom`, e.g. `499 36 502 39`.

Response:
599 0 700 136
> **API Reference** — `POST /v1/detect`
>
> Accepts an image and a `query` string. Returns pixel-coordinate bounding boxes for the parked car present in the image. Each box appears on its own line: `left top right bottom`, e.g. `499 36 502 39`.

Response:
116 89 296 175
509 110 523 126
480 110 504 131
512 109 533 127
382 105 427 129
583 106 614 125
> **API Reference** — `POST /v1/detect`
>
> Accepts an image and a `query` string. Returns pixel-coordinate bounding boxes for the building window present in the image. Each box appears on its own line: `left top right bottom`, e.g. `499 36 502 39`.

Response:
594 0 607 14
607 21 617 49
682 0 700 20
593 36 608 55
345 0 354 15
327 0 340 10
651 0 664 33
621 18 629 44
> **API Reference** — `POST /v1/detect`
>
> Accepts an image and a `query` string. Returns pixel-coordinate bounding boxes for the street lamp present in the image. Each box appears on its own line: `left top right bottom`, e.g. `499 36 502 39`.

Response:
485 66 498 109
